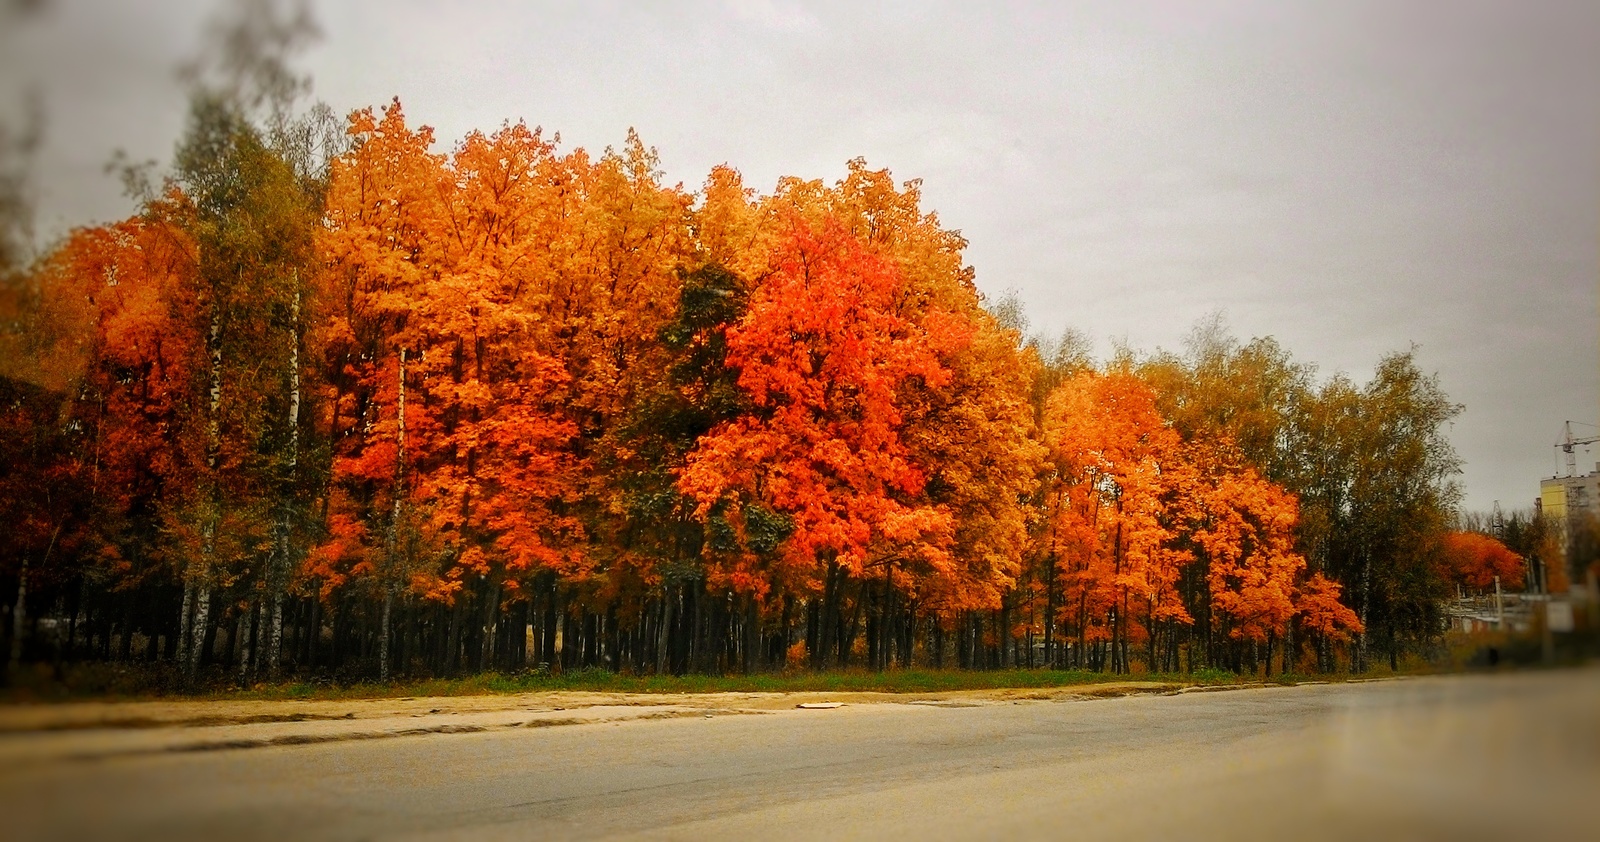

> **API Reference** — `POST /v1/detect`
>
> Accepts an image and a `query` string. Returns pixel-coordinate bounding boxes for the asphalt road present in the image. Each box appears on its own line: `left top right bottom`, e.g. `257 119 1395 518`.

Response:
4 668 1598 841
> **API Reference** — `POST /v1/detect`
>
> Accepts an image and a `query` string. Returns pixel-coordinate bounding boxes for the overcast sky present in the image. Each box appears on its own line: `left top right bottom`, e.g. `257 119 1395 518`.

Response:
4 0 1596 513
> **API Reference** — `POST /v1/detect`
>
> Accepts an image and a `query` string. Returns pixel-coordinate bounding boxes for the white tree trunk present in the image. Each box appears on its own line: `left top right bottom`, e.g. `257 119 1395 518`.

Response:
207 303 222 469
190 303 223 685
377 348 405 685
287 284 301 468
1354 550 1371 674
188 586 211 681
269 284 300 678
236 600 253 685
395 346 405 468
267 594 283 678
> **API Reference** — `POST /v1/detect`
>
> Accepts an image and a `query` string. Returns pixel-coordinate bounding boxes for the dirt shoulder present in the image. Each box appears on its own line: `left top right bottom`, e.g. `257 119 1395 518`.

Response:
0 680 1244 766
0 680 1191 733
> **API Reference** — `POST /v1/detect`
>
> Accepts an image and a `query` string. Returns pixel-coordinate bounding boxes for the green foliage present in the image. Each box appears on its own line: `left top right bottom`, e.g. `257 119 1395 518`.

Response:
608 263 755 578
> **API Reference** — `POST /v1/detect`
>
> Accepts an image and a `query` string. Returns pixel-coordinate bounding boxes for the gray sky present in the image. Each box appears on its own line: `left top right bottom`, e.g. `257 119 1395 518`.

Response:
5 0 1597 513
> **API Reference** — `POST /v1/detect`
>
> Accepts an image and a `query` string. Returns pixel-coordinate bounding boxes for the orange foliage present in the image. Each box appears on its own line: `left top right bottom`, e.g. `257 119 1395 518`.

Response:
678 216 955 591
1041 370 1189 648
13 94 1383 678
1296 573 1362 641
1192 455 1305 643
1438 531 1525 593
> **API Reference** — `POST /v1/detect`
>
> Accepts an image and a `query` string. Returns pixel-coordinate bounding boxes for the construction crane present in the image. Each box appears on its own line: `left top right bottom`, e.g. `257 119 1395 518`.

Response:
1556 421 1600 477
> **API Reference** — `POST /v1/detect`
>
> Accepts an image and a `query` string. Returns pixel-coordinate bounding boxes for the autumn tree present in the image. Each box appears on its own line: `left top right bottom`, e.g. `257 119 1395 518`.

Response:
1038 369 1191 673
1136 319 1459 673
1 86 1462 685
1438 531 1525 594
167 91 320 683
679 216 956 669
901 310 1043 671
1497 509 1569 594
1188 451 1308 674
1141 315 1312 486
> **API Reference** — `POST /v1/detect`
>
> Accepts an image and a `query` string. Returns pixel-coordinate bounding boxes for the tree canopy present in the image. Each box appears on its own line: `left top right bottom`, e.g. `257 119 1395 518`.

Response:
1 96 1475 685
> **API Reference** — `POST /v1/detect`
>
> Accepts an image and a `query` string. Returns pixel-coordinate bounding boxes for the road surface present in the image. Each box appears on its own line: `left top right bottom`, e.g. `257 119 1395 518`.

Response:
4 668 1597 841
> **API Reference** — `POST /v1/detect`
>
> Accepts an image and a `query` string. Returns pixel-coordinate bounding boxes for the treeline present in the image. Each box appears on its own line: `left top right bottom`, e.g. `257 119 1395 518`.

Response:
0 93 1490 687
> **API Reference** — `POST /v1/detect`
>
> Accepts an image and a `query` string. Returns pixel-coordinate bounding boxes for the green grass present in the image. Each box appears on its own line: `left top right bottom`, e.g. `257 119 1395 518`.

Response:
221 668 1161 702
33 638 1557 704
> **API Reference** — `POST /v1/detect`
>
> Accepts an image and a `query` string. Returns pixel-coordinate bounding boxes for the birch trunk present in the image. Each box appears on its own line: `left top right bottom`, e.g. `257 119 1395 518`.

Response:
267 594 283 678
176 581 193 666
236 600 253 684
188 587 211 679
1354 548 1371 673
268 284 301 677
189 301 223 685
377 347 405 683
206 301 222 470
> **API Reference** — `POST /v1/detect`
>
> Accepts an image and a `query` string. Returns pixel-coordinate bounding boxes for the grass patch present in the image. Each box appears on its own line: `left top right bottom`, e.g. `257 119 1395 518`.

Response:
217 668 1169 702
17 648 1516 704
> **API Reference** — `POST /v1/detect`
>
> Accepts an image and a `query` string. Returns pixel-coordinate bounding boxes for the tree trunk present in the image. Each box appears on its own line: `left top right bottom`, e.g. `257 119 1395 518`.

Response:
189 302 224 687
267 594 283 679
1044 556 1057 669
236 600 254 685
7 555 27 675
267 285 301 678
805 598 820 671
742 594 759 674
381 345 407 681
479 578 500 672
188 587 211 682
379 589 393 682
305 590 321 669
998 598 1011 670
446 595 463 674
777 594 793 669
840 580 864 668
542 581 558 669
1354 547 1371 673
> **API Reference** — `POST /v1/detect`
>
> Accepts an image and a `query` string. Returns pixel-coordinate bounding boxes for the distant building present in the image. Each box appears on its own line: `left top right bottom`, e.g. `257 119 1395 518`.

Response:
1542 465 1600 586
1541 464 1600 522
